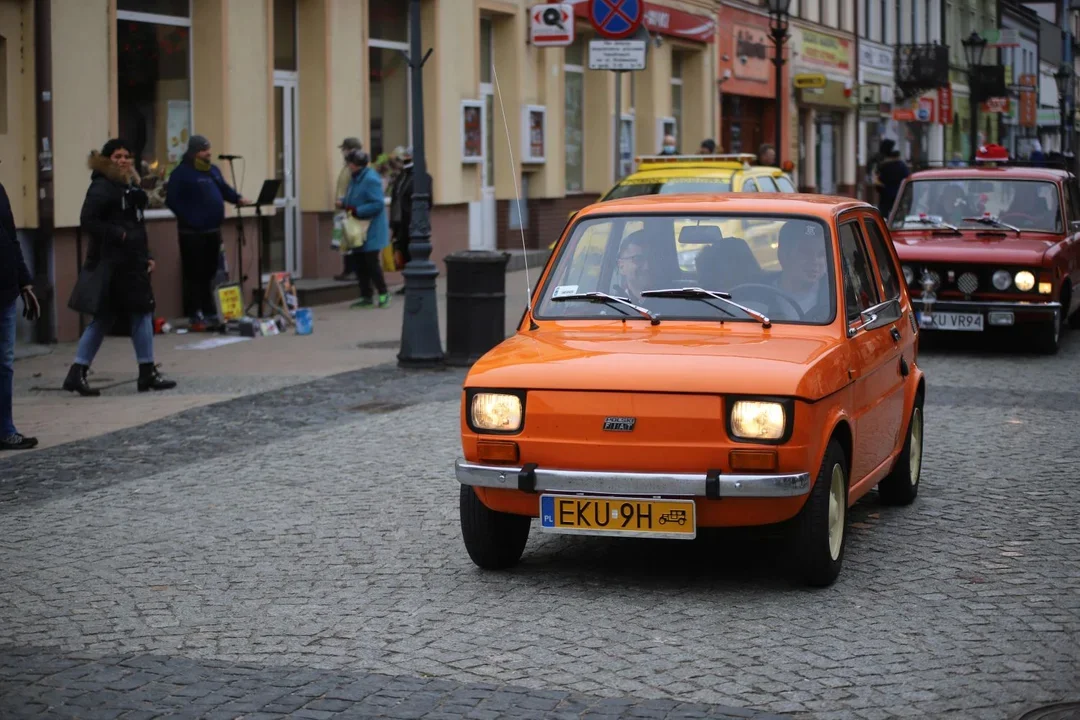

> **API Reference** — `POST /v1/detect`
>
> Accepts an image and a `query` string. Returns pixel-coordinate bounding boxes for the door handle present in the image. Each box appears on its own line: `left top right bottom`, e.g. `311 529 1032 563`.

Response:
890 327 902 342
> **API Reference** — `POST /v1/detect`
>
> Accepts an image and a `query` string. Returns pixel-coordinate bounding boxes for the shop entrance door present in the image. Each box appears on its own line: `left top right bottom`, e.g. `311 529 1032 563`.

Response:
469 18 497 250
272 71 301 275
815 115 838 195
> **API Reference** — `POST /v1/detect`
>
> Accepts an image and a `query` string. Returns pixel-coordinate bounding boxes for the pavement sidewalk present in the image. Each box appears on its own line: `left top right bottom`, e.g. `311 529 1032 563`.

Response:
10 270 536 452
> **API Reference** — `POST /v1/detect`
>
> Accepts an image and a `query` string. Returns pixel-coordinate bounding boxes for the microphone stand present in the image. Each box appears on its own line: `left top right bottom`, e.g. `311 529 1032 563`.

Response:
224 156 247 305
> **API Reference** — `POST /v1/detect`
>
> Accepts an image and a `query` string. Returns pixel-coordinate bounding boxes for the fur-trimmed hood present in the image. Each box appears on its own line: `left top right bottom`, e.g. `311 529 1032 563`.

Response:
87 150 140 185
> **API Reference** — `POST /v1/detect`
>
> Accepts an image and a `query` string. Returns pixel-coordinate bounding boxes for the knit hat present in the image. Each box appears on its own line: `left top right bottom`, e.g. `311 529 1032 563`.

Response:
345 149 369 167
100 138 130 157
339 137 363 151
187 134 211 153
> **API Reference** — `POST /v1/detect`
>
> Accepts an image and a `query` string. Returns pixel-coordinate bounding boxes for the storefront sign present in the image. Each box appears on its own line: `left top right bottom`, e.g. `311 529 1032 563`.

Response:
798 79 855 108
859 42 893 74
1037 108 1061 127
588 39 647 70
1019 74 1038 128
572 1 715 43
733 25 769 82
530 4 574 46
984 28 1020 48
982 97 1010 113
938 86 953 125
892 97 934 123
797 28 852 73
794 73 826 89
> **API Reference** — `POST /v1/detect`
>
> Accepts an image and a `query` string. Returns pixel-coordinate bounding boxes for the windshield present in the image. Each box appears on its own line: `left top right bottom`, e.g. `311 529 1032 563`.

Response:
603 177 733 200
890 179 1062 232
536 214 837 325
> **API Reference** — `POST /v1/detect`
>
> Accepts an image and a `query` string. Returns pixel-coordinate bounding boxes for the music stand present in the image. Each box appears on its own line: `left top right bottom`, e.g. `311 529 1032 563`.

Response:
245 178 282 318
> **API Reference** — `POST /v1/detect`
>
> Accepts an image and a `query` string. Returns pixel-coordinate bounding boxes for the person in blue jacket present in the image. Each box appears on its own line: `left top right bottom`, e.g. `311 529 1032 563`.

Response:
341 149 391 308
165 135 248 330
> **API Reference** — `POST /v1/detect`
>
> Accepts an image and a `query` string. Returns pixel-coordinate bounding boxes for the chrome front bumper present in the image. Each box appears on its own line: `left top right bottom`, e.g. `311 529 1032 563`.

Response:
455 459 811 499
913 299 1061 314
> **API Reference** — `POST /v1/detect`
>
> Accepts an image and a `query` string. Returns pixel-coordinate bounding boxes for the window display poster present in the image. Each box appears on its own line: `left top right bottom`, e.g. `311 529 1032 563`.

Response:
462 102 483 161
166 100 191 165
529 109 544 159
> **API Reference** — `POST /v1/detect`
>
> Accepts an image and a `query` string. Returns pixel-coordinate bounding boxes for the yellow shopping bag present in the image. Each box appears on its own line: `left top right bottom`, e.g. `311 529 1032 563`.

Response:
380 244 397 273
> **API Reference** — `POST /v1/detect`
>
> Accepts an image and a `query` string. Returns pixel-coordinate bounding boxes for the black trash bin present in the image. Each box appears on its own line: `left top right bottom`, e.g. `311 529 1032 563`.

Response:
444 250 511 366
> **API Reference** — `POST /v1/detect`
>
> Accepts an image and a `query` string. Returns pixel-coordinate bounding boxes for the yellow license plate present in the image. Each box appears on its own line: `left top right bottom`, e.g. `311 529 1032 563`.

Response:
539 494 696 539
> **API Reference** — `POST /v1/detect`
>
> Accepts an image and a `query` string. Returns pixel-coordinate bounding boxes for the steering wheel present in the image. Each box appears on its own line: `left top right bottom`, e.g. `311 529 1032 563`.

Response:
727 283 806 320
998 212 1038 227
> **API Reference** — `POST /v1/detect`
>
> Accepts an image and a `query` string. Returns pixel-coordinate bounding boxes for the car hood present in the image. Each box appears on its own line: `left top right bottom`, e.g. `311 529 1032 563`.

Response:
892 229 1054 265
466 326 849 401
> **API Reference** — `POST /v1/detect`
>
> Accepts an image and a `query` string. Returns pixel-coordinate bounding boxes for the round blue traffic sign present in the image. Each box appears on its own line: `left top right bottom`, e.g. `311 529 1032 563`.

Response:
588 0 644 40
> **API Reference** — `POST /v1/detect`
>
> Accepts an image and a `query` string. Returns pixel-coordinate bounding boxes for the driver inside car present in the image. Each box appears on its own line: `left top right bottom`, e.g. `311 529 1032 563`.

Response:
613 231 656 303
1003 183 1056 229
772 220 830 321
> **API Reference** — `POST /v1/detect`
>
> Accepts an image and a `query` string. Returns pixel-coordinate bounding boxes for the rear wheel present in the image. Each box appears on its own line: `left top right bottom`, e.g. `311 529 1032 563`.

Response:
460 486 531 569
879 397 924 506
792 439 848 588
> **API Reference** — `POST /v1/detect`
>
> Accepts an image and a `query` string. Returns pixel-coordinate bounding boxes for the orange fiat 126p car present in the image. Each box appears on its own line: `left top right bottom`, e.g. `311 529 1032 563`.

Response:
456 195 925 586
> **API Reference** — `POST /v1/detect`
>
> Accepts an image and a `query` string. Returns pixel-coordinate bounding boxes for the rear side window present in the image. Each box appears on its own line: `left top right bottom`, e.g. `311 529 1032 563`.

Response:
741 179 759 192
756 175 779 192
775 175 796 192
862 217 902 300
838 221 881 322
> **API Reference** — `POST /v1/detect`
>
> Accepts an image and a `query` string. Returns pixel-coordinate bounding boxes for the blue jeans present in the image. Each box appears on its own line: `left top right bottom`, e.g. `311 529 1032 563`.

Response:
74 312 155 367
0 299 16 436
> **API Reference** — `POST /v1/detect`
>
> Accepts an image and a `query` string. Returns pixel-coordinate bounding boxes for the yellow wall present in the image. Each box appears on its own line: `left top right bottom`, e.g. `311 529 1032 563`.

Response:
192 0 227 166
52 0 110 229
225 0 271 202
0 0 36 228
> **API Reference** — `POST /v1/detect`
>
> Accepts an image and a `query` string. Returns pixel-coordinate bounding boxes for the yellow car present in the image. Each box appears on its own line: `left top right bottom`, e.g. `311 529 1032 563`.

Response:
559 154 799 278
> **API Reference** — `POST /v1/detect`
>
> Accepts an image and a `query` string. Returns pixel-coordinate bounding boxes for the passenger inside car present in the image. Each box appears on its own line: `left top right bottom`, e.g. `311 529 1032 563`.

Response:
691 226 764 289
773 221 831 321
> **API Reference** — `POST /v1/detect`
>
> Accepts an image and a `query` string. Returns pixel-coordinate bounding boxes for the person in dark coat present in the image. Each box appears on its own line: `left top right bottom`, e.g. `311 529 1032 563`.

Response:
873 139 909 219
388 146 414 294
165 135 248 330
64 138 176 396
0 177 39 450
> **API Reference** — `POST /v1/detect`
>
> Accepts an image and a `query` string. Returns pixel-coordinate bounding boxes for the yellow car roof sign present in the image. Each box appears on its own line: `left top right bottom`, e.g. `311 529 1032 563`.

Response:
636 153 756 170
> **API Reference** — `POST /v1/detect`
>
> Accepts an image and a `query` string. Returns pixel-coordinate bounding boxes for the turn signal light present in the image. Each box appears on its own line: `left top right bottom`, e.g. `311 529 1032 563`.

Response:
729 450 779 472
477 440 519 464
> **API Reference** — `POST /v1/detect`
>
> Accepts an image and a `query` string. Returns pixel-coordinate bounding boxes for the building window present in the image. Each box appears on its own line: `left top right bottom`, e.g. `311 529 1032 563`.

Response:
880 0 887 43
565 39 584 192
274 0 297 72
369 0 410 161
671 51 684 153
116 0 192 210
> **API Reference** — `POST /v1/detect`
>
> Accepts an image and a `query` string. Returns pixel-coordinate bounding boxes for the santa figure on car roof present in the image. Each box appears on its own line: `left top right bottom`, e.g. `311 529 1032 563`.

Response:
974 143 1009 165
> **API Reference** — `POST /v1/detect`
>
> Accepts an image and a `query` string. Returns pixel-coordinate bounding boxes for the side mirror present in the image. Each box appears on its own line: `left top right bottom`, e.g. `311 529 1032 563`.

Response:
1070 220 1080 232
848 299 902 336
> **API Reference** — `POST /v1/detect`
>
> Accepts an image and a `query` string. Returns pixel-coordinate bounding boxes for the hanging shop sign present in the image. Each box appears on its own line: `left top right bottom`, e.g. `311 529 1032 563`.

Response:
733 24 770 82
938 86 953 125
796 28 853 74
529 4 574 47
574 1 715 43
1019 74 1038 128
982 97 1011 113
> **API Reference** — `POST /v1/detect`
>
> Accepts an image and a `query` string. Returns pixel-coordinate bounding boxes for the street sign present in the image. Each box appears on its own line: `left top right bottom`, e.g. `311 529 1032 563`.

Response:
793 73 826 89
588 39 647 71
938 86 953 125
984 28 1020 48
529 3 574 47
588 0 643 40
982 97 1010 113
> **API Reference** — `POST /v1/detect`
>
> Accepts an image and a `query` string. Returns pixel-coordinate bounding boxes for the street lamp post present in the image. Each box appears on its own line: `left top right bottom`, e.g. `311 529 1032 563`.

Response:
961 31 987 163
1054 64 1070 157
766 0 792 168
398 0 444 368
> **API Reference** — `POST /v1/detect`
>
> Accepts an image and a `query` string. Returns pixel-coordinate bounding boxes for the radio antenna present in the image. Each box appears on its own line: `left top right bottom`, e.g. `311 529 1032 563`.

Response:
490 62 538 330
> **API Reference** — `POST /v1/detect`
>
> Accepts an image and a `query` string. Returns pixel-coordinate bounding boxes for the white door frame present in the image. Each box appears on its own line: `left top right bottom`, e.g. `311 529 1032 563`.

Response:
274 70 301 277
476 83 496 250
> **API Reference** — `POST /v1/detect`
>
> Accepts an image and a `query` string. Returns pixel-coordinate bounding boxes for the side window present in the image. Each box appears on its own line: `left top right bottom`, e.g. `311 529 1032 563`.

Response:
838 221 881 323
775 175 796 192
861 216 902 300
756 175 779 192
1067 181 1080 226
741 178 759 192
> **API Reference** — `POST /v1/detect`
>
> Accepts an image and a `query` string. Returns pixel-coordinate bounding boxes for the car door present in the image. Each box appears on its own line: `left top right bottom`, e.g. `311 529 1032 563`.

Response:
838 216 899 483
1064 179 1080 315
859 210 911 459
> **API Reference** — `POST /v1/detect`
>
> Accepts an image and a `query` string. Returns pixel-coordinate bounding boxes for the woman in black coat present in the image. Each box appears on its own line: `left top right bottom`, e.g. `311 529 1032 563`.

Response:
63 138 175 396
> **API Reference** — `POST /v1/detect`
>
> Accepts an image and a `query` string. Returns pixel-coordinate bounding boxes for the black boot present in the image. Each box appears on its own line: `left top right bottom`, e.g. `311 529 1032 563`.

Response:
62 363 100 397
137 363 177 392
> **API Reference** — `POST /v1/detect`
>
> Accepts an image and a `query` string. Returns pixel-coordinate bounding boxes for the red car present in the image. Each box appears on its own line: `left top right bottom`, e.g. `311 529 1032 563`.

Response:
888 164 1080 353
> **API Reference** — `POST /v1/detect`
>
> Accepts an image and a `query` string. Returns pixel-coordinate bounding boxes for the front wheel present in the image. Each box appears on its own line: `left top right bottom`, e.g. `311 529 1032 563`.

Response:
460 486 531 569
1033 309 1063 355
879 398 924 506
791 439 849 588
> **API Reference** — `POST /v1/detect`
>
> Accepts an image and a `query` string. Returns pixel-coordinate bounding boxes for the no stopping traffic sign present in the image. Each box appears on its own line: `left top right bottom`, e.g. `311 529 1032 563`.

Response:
588 0 644 40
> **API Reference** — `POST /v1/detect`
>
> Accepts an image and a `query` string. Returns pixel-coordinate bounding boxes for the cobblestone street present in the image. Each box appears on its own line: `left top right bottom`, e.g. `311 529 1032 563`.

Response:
1 333 1079 719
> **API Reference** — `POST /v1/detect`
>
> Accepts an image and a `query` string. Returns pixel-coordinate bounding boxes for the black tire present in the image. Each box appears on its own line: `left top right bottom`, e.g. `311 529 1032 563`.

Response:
459 486 531 570
792 439 849 588
879 396 924 506
1033 307 1063 354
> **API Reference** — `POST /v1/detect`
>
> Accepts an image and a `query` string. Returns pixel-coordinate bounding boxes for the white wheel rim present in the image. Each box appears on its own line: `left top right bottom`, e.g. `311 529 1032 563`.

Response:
828 464 845 561
909 408 923 487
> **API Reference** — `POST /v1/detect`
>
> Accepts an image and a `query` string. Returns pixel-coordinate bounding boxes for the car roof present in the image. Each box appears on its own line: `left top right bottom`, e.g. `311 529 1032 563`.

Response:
576 193 870 220
907 166 1071 182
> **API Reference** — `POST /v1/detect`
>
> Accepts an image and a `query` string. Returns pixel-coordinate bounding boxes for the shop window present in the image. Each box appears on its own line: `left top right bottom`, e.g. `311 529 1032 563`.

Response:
671 52 684 153
0 34 6 134
565 39 584 192
116 2 192 210
274 0 297 72
369 0 410 161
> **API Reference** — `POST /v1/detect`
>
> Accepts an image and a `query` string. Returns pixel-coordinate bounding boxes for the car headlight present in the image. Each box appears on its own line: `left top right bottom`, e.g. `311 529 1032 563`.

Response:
470 392 523 432
902 265 914 286
1014 270 1035 292
992 270 1012 290
730 400 787 441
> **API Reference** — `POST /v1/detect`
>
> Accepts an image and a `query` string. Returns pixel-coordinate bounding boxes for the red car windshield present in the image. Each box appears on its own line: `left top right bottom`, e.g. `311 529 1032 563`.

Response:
890 179 1062 232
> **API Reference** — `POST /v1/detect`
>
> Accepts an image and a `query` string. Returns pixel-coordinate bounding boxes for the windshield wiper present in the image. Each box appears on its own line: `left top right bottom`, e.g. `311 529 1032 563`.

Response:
640 287 772 328
902 215 961 234
961 215 1020 234
550 292 660 325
